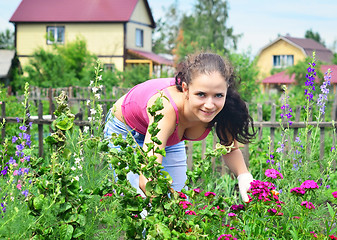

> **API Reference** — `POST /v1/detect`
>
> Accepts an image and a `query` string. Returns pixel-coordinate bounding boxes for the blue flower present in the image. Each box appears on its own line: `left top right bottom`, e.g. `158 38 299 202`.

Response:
19 125 27 131
9 157 16 165
16 144 24 151
12 136 18 143
21 190 29 197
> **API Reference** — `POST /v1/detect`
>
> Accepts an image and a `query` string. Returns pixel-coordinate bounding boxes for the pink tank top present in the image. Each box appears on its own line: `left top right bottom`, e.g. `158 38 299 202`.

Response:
121 78 211 146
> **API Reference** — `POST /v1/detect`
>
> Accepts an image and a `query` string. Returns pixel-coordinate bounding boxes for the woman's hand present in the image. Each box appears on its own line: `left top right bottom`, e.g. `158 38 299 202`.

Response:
237 172 254 202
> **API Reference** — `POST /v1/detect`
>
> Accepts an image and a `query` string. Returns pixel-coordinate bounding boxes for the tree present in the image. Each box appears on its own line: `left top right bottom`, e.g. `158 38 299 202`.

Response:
152 1 182 54
305 29 325 47
228 52 260 102
0 29 14 49
13 38 97 91
173 0 241 61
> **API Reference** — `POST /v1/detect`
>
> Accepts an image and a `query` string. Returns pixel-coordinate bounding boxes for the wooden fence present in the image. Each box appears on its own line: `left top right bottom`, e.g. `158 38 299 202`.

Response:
2 86 337 173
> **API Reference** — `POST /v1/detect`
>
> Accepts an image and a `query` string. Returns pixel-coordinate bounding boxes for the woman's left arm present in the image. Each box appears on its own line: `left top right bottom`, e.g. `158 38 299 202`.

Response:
222 140 254 202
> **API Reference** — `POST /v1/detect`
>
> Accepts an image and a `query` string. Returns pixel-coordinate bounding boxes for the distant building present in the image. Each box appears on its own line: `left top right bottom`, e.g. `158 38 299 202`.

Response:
9 0 173 76
257 35 333 80
261 65 337 94
0 50 16 87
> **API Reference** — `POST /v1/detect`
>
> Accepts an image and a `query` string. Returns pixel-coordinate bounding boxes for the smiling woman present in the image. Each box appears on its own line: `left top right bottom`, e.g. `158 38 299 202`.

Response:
104 52 256 202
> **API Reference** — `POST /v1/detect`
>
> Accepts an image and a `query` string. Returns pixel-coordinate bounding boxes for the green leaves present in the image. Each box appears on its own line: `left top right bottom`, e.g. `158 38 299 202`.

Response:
59 224 74 240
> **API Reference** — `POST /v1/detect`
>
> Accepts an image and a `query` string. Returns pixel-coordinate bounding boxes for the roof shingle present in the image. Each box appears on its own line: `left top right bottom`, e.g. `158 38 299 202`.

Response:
10 0 155 27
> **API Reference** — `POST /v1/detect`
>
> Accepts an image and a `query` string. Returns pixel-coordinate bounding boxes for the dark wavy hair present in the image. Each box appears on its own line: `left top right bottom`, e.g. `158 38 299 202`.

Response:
175 52 256 145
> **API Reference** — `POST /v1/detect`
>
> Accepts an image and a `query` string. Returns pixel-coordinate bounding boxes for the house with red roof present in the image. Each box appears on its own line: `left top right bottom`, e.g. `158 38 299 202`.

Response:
257 35 333 80
9 0 173 76
262 65 337 94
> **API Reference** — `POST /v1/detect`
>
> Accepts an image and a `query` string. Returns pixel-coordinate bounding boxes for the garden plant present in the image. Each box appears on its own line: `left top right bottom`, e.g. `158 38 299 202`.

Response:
0 55 337 239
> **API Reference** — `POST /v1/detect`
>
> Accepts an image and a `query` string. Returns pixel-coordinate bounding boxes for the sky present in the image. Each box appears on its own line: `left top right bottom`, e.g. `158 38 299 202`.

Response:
1 0 337 56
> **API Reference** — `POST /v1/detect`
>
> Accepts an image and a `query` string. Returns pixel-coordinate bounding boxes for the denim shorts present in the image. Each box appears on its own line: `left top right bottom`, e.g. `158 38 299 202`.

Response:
104 110 187 198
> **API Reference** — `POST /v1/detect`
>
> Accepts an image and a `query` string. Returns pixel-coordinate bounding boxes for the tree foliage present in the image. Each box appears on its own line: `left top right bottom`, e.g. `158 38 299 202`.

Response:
152 0 241 62
304 29 325 47
228 52 260 102
0 29 14 49
13 38 96 91
173 0 241 62
152 1 181 54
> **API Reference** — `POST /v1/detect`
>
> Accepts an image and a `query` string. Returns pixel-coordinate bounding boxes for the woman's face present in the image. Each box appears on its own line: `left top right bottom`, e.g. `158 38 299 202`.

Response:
182 71 228 123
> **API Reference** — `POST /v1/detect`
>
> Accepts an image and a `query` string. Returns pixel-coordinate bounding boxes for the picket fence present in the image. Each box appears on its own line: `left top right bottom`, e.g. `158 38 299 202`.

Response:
2 86 337 174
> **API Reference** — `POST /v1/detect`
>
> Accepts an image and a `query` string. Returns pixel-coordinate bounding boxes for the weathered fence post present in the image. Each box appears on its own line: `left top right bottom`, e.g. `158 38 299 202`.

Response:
270 103 276 152
1 102 5 142
38 101 44 157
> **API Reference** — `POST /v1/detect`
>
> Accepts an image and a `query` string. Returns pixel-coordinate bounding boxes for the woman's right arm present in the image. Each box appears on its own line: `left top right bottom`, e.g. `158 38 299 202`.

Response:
138 94 177 194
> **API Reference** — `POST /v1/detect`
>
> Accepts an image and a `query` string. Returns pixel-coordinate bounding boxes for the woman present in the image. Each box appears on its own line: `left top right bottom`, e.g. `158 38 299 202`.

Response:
104 52 256 202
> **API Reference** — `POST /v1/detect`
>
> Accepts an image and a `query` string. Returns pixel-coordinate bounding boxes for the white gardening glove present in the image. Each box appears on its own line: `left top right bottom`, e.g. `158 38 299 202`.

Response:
237 172 254 203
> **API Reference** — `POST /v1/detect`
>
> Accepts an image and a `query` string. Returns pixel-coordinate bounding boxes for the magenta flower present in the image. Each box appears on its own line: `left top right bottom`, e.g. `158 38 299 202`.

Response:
185 210 197 215
228 212 237 217
218 234 237 240
300 180 319 189
230 204 245 211
179 200 192 209
290 187 306 195
193 188 201 193
178 192 187 199
332 191 337 198
265 169 283 179
301 201 315 209
204 192 216 197
249 180 276 201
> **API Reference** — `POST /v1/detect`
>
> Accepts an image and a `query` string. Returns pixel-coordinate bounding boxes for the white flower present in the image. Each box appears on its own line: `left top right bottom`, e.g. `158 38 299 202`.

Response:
71 166 76 171
80 186 83 192
95 93 101 99
97 75 102 81
90 80 94 86
97 104 103 111
74 176 79 181
92 87 99 93
83 126 89 133
99 85 104 90
90 108 97 115
75 157 82 164
78 165 83 170
86 100 90 106
88 117 92 121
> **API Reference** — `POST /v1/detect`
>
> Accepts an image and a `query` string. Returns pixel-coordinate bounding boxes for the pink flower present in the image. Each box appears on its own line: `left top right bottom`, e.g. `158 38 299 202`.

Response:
301 201 315 209
249 180 275 201
185 210 197 215
193 188 201 193
300 180 319 189
230 204 245 211
179 200 192 209
17 184 22 190
204 192 216 197
290 187 306 195
310 231 318 238
265 169 283 179
228 212 237 217
267 208 277 214
218 234 237 240
332 191 337 198
178 192 187 199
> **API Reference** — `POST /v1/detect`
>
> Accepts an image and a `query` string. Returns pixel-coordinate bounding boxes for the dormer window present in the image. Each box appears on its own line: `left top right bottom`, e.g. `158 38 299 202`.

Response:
273 55 294 68
47 26 65 44
135 28 144 47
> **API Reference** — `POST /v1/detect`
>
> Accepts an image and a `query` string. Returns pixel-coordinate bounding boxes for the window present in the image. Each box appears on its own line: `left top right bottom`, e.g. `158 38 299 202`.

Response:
273 55 294 68
104 64 115 72
47 26 65 44
135 28 144 47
